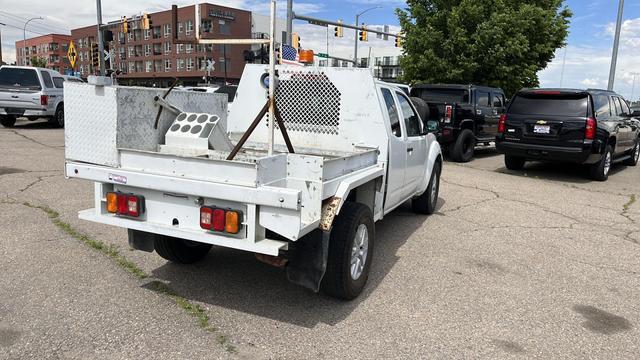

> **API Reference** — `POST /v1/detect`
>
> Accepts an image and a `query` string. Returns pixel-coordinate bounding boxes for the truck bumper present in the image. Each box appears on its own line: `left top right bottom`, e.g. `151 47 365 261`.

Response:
436 126 456 144
0 108 53 117
496 139 602 164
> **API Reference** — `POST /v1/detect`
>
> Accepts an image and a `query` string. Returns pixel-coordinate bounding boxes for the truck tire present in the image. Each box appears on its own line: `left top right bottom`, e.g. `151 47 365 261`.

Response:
623 140 639 166
0 115 16 128
504 155 526 170
49 104 64 128
450 129 475 162
321 202 374 300
412 160 441 214
154 236 212 264
589 145 613 181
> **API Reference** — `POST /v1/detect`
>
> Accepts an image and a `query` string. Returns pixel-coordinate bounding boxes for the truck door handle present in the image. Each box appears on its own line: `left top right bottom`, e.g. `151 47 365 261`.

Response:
407 147 414 152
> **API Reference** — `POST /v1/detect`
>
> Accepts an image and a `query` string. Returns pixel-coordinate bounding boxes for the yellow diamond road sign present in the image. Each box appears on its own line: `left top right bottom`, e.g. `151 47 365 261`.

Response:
67 41 77 69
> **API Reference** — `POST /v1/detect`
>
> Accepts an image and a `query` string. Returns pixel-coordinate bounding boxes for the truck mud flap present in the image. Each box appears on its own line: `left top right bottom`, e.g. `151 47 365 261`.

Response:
128 229 157 253
286 230 330 293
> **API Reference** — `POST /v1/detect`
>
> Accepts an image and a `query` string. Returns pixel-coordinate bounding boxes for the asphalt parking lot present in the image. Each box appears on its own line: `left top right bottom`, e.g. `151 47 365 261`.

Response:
1 120 639 359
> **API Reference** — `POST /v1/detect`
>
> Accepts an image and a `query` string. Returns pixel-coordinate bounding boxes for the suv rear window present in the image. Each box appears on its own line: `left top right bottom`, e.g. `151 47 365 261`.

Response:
0 68 42 90
509 94 588 117
411 88 470 104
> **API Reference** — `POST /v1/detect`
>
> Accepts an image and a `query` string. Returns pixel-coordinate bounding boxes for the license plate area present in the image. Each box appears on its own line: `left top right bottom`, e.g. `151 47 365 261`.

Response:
5 108 25 115
533 125 551 134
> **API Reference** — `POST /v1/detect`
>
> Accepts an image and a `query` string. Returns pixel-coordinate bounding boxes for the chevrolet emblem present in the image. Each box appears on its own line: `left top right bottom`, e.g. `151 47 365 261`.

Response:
536 120 547 125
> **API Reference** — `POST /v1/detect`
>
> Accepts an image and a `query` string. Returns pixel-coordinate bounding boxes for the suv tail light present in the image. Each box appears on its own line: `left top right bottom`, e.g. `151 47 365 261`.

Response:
200 206 242 234
444 105 453 123
40 95 48 106
585 117 596 140
106 192 145 217
498 114 507 133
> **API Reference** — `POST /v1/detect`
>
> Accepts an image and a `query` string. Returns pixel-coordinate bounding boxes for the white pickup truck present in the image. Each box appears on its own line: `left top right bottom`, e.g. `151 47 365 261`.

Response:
64 65 442 299
0 66 67 128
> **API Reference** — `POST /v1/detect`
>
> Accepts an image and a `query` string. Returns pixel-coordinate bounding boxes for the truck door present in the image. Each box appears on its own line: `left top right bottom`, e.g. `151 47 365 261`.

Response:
380 87 407 212
611 96 632 153
486 92 505 137
475 90 492 138
396 91 427 196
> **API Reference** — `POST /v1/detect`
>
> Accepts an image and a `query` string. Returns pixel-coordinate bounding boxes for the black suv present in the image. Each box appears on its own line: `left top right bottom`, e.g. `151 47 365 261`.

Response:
410 84 507 162
496 89 640 181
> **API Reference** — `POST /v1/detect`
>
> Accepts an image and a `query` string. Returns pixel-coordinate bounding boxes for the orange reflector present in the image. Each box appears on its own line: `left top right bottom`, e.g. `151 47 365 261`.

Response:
106 192 118 213
225 210 240 234
298 49 314 64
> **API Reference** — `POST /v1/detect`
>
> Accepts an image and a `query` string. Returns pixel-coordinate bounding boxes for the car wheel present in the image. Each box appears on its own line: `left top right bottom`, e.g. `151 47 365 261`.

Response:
412 160 441 214
504 155 526 170
623 140 639 166
589 145 613 181
321 202 374 300
450 129 475 162
50 104 64 128
0 115 16 128
154 236 212 264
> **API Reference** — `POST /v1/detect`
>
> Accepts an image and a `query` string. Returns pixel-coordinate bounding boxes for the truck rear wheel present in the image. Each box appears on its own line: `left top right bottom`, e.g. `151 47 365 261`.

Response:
589 145 613 181
450 129 475 162
154 236 212 264
0 115 16 128
623 140 639 166
504 155 526 170
321 202 374 300
412 160 441 214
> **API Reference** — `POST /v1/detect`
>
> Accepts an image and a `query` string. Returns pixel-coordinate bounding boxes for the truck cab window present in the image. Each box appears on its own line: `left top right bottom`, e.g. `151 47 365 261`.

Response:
594 94 611 118
397 93 423 137
382 88 402 138
40 71 54 88
492 95 503 108
477 92 490 107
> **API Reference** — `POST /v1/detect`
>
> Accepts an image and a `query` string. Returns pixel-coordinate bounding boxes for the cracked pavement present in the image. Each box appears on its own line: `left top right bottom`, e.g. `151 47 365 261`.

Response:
1 121 640 359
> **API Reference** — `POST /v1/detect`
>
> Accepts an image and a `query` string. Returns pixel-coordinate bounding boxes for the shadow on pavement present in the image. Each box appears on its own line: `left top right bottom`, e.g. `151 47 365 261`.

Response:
11 119 58 130
495 161 629 184
443 146 500 163
149 200 437 328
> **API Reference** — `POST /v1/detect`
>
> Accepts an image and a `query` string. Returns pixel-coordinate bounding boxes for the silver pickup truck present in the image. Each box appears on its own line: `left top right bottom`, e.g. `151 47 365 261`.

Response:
0 65 68 128
64 65 443 299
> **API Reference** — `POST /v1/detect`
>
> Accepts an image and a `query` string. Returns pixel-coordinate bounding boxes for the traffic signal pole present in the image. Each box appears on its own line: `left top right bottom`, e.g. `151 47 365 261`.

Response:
607 0 624 91
96 0 106 76
353 14 359 67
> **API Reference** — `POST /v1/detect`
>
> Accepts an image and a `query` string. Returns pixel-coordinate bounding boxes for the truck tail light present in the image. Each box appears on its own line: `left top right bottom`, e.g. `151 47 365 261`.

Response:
498 114 507 133
106 192 145 217
200 206 242 234
444 105 453 123
40 95 48 106
585 117 596 140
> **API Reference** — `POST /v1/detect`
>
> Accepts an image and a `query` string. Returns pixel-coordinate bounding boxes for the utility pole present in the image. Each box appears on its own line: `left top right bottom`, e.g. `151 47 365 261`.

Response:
353 6 380 67
607 0 624 91
96 0 106 76
286 0 293 45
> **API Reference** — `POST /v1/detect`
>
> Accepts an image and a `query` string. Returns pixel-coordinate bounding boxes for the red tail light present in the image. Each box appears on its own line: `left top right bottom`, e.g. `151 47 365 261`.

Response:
585 117 596 140
200 207 213 230
40 95 48 106
107 192 145 217
498 114 507 133
212 209 226 232
444 105 453 123
200 206 243 234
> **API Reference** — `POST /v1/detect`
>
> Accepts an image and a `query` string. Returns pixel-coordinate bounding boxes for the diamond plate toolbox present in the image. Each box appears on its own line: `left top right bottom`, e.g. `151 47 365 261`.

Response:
64 82 227 167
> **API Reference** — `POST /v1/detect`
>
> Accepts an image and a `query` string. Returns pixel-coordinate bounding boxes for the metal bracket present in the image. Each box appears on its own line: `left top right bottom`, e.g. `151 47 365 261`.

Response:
153 95 183 116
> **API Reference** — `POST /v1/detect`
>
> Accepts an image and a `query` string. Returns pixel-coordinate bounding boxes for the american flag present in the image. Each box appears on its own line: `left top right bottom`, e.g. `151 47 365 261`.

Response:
280 44 303 66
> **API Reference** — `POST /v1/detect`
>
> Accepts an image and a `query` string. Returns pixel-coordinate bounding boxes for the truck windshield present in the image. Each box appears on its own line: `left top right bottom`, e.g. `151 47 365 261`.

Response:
411 88 469 103
509 95 588 117
0 68 42 90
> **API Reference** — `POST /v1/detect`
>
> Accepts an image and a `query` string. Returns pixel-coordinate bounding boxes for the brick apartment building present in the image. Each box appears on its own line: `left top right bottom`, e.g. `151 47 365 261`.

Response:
14 34 73 74
70 3 252 86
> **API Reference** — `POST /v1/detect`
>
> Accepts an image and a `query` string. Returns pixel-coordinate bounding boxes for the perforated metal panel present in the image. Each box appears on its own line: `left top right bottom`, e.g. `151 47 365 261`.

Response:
268 69 341 135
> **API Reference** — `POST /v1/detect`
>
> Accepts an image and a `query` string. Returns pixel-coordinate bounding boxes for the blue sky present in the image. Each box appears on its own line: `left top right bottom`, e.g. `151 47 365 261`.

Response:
2 0 639 99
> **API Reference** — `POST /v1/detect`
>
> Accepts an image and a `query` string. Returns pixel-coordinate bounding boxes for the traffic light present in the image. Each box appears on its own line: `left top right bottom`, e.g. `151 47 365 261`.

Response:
142 13 152 30
90 43 100 69
395 36 402 48
334 19 343 37
292 33 301 49
122 16 129 34
359 24 367 42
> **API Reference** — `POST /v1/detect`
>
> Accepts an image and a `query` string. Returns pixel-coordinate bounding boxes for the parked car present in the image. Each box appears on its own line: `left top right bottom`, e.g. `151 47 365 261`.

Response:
496 88 640 181
410 84 507 162
0 65 66 128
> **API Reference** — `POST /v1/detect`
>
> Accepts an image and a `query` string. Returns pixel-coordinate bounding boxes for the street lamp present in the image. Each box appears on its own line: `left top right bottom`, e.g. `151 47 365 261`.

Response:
607 0 624 91
354 6 381 66
23 17 44 66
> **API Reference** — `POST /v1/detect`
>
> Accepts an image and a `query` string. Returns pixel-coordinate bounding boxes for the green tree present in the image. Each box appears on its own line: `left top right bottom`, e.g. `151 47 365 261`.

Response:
397 0 572 96
30 56 48 68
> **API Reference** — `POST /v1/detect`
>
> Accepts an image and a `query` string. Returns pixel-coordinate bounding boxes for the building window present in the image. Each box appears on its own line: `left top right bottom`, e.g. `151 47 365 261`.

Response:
128 32 134 41
177 58 185 70
146 60 153 73
128 62 136 73
178 22 183 34
163 24 171 38
164 59 172 71
164 42 172 54
187 58 194 71
144 44 151 56
186 20 193 35
118 32 126 44
219 57 230 73
144 29 150 40
219 20 230 35
128 46 135 57
176 44 184 54
154 60 162 72
186 44 193 54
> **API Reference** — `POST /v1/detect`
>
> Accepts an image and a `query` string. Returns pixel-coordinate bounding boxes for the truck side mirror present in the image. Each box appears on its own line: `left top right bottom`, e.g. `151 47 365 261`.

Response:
425 120 439 133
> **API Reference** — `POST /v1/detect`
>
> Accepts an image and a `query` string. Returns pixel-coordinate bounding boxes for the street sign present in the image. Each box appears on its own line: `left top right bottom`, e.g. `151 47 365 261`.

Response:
307 19 327 26
206 59 215 71
67 41 77 68
103 49 111 62
316 53 329 58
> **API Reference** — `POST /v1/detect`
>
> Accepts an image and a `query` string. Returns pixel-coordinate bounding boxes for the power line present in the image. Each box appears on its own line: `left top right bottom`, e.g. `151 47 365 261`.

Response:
0 10 70 33
0 21 48 36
